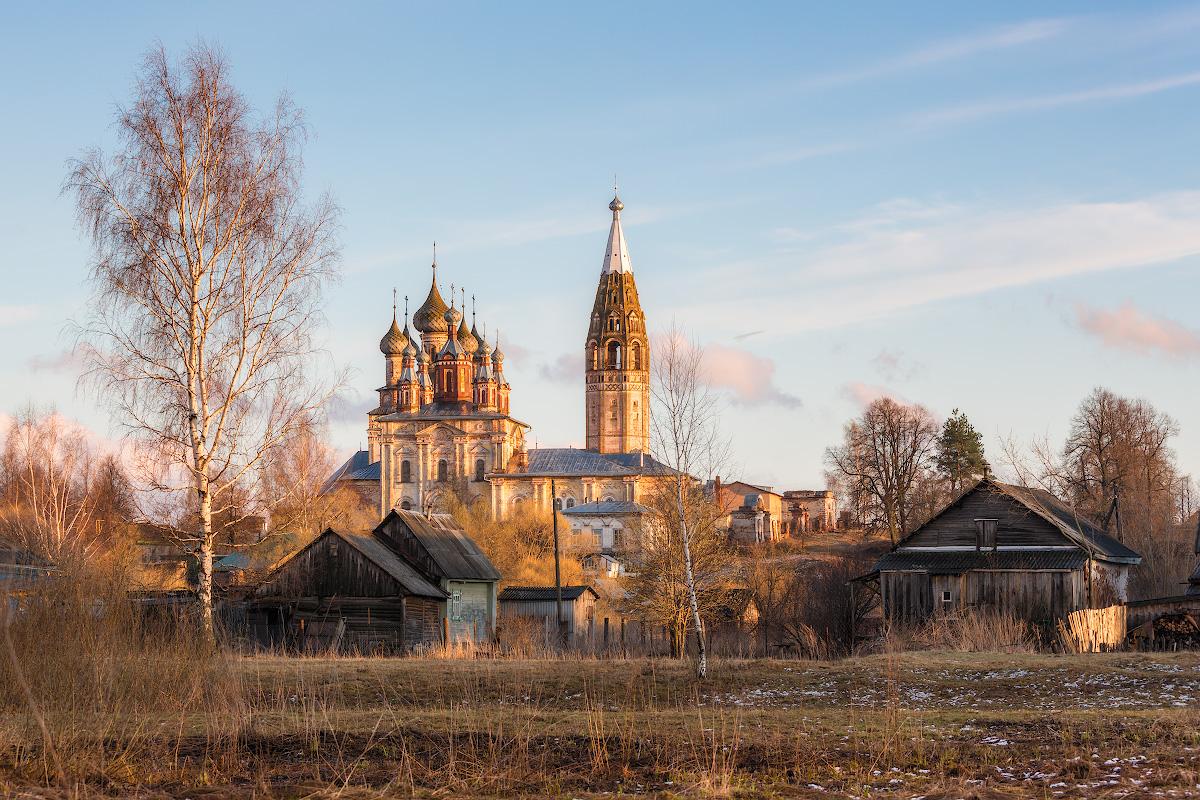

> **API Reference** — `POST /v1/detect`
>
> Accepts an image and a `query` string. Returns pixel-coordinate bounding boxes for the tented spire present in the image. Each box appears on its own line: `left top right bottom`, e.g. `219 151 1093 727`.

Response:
602 191 632 275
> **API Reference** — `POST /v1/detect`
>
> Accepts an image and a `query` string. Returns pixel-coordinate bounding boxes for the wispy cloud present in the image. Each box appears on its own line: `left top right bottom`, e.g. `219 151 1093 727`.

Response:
839 382 908 408
1070 300 1200 361
913 70 1200 127
678 191 1200 334
871 348 927 383
537 352 582 386
793 19 1069 93
0 305 37 326
702 342 801 408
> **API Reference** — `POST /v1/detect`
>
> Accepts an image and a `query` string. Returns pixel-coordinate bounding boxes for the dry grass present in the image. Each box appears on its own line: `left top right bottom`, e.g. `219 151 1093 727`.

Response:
1 621 1199 799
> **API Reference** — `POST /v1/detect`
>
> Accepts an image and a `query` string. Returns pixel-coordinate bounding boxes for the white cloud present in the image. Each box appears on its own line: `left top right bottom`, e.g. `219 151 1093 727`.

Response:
682 192 1200 334
0 305 37 326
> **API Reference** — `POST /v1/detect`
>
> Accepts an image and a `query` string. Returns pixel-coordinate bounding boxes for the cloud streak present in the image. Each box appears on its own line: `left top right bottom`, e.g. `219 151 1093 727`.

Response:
1071 301 1200 361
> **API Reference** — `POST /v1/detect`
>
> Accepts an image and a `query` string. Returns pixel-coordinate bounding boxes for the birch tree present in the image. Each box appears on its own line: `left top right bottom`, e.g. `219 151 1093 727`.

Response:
647 327 732 679
65 41 342 641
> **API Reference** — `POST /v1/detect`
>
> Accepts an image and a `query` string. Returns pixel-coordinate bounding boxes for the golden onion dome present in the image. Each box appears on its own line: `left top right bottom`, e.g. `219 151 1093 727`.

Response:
412 272 449 333
379 317 409 355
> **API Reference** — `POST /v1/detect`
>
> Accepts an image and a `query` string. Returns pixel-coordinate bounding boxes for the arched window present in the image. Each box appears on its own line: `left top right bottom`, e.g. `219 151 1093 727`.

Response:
437 459 448 483
400 460 411 483
631 342 642 370
565 498 575 509
607 340 621 369
475 458 485 482
400 500 412 510
554 498 563 511
602 495 615 503
589 342 598 370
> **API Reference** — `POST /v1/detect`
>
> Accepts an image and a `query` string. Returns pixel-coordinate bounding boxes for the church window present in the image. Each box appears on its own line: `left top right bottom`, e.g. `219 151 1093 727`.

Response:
631 342 642 370
400 500 412 510
437 459 448 483
475 458 485 482
606 340 621 368
565 497 575 509
554 498 563 511
400 460 411 483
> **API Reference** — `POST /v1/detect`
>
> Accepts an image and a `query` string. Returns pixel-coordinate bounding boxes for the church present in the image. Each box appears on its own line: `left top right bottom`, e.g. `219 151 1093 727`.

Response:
340 191 672 519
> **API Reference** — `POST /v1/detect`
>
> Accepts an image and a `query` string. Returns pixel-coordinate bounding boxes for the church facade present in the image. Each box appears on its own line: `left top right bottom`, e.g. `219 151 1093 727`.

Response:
345 191 669 520
366 267 529 515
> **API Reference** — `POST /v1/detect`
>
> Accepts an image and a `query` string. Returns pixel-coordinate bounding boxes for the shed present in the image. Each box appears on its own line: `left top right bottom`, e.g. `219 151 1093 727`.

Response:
249 527 447 653
862 476 1141 623
374 509 501 643
498 585 600 644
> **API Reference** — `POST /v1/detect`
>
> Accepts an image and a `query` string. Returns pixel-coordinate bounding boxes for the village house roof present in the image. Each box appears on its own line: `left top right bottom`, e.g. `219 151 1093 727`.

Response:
873 549 1089 574
561 500 653 516
377 509 502 582
870 477 1141 578
498 585 599 602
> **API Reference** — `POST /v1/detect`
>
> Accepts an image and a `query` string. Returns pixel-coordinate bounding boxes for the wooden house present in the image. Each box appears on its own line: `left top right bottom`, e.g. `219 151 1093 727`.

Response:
864 477 1141 623
373 510 501 643
249 527 447 653
497 585 600 644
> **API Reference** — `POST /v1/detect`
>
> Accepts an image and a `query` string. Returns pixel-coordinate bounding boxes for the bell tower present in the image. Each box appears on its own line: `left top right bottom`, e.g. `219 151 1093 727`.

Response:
585 191 649 454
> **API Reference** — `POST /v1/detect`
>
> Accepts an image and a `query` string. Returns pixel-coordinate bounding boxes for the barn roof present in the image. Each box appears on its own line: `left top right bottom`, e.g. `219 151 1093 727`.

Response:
874 550 1088 574
498 585 599 602
379 509 501 582
256 528 447 599
999 482 1141 563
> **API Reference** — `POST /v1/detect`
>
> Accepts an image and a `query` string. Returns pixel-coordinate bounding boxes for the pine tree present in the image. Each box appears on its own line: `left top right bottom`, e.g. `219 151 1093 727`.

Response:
937 409 986 494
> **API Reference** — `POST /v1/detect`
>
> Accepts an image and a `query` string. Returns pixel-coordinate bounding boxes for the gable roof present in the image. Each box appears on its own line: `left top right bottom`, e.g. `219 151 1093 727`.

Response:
255 528 446 600
561 500 653 516
326 450 380 485
892 477 1140 565
875 550 1088 574
498 585 599 602
377 509 501 582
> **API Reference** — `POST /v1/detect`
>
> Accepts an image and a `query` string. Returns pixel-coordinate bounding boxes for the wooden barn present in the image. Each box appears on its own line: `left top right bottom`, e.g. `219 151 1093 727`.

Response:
497 585 600 644
863 476 1141 623
373 510 501 643
248 527 447 653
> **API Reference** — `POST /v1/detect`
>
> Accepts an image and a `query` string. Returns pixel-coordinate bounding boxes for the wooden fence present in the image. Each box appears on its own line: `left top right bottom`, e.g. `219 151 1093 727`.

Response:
1058 604 1127 653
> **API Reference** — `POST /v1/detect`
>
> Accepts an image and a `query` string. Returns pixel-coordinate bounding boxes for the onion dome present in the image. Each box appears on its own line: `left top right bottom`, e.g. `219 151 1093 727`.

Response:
379 317 409 355
438 304 466 358
457 317 478 356
412 271 449 333
609 193 623 212
402 339 418 360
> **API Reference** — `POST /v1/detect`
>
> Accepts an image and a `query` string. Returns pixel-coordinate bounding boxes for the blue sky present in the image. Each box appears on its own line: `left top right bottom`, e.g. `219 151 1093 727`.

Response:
3 2 1200 491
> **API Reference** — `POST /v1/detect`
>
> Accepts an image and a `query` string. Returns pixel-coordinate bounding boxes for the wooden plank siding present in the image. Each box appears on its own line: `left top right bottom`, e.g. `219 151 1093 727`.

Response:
882 569 1086 623
904 486 1074 549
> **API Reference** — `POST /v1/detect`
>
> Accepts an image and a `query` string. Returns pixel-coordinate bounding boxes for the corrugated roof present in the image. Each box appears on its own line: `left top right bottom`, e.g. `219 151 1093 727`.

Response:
561 500 653 516
498 585 598 602
875 550 1088 574
379 510 501 582
518 448 674 477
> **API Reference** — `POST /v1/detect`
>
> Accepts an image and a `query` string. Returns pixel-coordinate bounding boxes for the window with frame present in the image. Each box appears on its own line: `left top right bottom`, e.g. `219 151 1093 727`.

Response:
593 528 603 548
437 459 448 483
941 590 952 604
450 590 462 621
474 458 485 482
555 498 563 511
613 528 624 549
400 459 411 483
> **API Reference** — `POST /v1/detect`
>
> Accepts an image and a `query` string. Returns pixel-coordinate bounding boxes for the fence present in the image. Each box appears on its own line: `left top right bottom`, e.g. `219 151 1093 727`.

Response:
1058 604 1127 653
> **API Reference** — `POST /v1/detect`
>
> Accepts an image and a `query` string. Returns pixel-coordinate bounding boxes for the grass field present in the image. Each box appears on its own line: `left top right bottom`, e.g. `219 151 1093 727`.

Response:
2 650 1198 798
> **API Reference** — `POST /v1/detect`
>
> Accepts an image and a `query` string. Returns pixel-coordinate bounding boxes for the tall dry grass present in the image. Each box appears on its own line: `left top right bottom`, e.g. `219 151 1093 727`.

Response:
883 607 1037 654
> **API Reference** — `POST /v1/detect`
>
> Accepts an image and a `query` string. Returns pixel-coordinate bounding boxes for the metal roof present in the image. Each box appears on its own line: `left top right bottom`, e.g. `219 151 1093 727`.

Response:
561 500 653 516
1000 483 1142 563
326 450 377 486
378 509 502 582
874 549 1088 574
498 585 599 602
517 448 673 477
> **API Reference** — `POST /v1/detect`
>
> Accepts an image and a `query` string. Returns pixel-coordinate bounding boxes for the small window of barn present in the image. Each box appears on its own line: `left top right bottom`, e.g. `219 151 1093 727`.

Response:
942 590 952 604
974 518 997 550
451 590 462 621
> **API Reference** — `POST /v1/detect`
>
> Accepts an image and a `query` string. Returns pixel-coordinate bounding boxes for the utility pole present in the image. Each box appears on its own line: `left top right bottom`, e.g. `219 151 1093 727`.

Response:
551 478 565 647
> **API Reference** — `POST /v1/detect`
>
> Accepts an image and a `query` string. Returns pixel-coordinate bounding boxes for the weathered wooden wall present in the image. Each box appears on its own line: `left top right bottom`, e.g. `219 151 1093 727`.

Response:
882 569 1086 623
904 488 1067 548
498 594 598 643
257 532 406 599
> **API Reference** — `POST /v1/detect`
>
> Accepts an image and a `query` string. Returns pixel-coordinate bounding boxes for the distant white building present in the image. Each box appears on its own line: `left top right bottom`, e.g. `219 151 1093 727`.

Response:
561 500 652 576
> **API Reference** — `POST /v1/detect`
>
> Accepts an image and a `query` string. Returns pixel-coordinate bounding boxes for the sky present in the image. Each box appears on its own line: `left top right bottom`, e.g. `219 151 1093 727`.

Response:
2 2 1200 491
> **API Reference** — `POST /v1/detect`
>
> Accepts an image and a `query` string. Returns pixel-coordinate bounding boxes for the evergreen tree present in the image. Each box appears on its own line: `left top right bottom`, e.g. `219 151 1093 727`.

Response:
937 409 986 494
